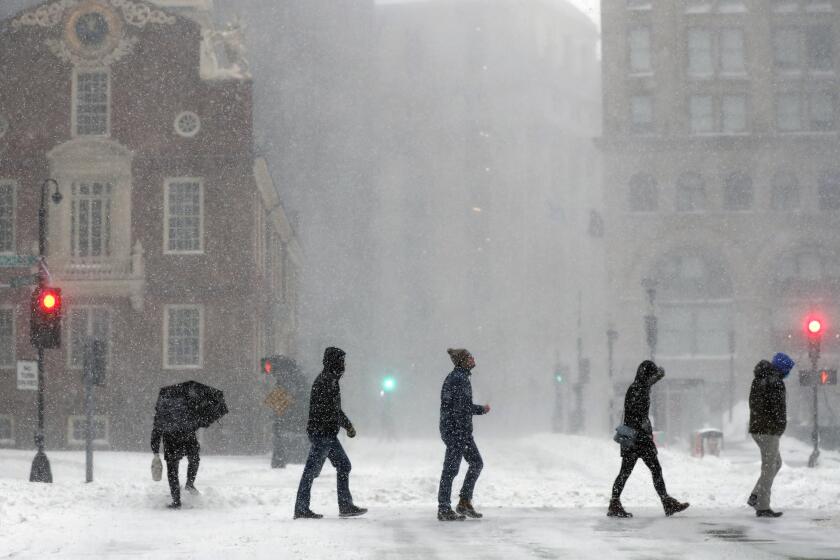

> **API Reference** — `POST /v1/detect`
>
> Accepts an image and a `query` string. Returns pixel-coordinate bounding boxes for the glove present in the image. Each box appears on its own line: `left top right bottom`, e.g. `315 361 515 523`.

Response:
151 454 162 482
346 425 357 438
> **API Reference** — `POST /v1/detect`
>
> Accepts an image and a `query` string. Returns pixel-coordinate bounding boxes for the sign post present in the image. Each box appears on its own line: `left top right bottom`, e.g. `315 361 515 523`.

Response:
16 360 38 391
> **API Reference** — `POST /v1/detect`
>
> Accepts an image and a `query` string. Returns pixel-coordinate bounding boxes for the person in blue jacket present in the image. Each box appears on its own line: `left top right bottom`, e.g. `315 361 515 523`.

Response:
437 348 490 521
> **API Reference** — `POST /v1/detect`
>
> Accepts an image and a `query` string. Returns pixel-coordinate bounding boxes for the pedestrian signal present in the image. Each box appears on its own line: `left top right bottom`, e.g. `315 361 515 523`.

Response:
800 369 838 386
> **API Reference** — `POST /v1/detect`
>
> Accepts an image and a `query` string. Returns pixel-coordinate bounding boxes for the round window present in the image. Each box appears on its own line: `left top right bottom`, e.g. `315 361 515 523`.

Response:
0 116 8 139
174 111 201 138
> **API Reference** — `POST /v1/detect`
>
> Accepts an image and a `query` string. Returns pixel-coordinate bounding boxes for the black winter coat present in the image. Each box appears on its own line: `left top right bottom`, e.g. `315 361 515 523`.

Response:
749 360 787 436
306 370 352 438
151 428 199 459
621 360 663 456
439 367 485 441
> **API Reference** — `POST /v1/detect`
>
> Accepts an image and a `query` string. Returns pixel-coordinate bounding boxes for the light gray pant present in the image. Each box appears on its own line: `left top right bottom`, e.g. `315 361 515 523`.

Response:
751 434 782 510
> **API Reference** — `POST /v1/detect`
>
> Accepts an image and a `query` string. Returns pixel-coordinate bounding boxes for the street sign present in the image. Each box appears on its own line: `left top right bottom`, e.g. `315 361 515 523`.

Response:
0 255 39 268
16 360 38 391
264 387 294 416
9 274 38 288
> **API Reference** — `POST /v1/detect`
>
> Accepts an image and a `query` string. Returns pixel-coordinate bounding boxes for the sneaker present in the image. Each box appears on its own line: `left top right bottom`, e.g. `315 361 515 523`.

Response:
437 508 466 522
167 502 182 510
747 494 758 508
756 509 783 518
293 509 323 520
339 505 368 518
662 496 690 517
185 484 200 495
607 499 633 518
456 498 483 519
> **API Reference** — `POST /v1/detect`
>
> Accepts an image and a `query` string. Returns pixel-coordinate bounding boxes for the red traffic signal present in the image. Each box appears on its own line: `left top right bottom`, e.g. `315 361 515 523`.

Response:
808 319 823 335
799 369 838 386
30 286 62 349
820 369 837 385
261 357 272 374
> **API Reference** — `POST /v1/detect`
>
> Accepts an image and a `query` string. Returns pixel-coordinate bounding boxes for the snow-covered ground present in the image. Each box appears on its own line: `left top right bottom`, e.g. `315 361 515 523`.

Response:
2 434 840 559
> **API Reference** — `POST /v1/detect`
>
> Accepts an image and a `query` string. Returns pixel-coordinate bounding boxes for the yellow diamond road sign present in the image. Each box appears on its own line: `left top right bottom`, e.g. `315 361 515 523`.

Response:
264 387 294 416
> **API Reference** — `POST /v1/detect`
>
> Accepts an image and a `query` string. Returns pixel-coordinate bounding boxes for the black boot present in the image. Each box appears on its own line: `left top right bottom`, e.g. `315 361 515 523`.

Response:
607 499 632 518
747 494 758 508
185 484 200 495
339 505 368 518
456 498 483 519
662 496 690 517
437 508 466 521
294 509 323 520
756 509 783 518
167 501 181 510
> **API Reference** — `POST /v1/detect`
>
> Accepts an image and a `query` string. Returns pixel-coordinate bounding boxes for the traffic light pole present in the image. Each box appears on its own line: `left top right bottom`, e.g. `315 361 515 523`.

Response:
808 338 821 468
29 179 61 483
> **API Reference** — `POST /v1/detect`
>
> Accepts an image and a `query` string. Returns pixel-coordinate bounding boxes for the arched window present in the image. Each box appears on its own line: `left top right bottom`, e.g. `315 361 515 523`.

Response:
628 173 658 211
819 171 840 210
723 171 753 210
771 171 799 211
675 173 707 212
655 253 733 357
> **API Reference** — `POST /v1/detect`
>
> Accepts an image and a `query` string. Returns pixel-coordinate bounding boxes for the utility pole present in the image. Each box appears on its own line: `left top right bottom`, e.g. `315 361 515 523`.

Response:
641 278 659 431
728 330 735 423
806 317 823 468
29 178 62 484
607 326 618 429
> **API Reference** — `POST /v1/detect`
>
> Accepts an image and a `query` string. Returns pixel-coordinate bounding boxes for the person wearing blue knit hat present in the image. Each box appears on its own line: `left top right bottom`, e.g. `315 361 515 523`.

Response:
747 352 794 518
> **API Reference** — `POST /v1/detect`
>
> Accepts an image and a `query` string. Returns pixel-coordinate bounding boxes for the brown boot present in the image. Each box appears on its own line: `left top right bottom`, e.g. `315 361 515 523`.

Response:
456 498 483 519
607 499 632 518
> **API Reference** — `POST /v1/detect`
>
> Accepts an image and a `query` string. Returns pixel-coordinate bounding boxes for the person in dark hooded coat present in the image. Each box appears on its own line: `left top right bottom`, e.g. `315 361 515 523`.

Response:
608 360 689 518
294 347 367 519
747 352 793 518
151 427 200 509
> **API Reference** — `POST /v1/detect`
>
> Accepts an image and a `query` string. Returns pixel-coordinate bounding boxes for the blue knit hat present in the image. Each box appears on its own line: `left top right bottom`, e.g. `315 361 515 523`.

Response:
771 352 795 377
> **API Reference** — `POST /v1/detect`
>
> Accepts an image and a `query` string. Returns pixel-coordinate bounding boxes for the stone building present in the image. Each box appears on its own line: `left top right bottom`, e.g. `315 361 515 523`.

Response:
0 0 300 453
600 0 840 441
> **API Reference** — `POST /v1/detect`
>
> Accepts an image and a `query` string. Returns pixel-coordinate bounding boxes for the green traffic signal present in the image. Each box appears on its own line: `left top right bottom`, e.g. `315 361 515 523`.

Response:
382 376 397 392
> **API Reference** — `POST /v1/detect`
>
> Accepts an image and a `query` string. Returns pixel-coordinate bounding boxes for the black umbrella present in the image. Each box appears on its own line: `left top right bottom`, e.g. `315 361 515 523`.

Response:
153 381 229 434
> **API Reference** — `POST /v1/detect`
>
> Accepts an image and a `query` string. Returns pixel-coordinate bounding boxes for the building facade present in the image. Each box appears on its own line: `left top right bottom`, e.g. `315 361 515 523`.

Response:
0 0 300 453
601 0 840 441
372 0 604 435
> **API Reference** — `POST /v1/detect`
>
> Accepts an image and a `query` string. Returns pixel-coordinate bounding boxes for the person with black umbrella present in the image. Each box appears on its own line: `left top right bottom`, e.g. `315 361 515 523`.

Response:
294 347 367 519
150 381 228 510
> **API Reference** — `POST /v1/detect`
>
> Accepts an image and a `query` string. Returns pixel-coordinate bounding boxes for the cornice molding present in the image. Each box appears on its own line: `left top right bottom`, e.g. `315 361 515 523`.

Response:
12 0 176 31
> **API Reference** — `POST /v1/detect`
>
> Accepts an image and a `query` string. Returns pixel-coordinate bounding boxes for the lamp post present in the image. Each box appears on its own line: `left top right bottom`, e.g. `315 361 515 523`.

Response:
30 178 62 484
607 326 619 428
641 277 659 432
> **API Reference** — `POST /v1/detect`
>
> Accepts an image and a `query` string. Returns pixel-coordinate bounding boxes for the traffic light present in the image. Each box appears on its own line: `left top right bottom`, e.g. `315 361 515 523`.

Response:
799 369 838 386
260 354 295 376
30 286 62 349
381 376 396 393
807 318 823 337
261 356 274 375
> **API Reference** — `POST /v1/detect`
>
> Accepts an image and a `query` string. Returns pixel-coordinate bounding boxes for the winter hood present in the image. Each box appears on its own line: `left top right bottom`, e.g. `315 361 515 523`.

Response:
754 360 782 380
322 347 346 377
635 360 664 386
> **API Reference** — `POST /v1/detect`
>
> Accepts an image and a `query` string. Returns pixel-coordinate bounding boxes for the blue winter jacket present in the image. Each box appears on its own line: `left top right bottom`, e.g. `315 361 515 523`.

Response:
439 367 486 440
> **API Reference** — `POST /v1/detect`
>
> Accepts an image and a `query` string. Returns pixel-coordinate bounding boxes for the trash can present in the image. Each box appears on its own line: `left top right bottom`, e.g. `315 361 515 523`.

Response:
691 428 724 458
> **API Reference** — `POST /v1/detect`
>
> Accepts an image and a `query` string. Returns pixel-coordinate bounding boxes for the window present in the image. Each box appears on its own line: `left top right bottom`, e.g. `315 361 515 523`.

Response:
723 172 753 210
686 0 747 12
771 171 800 210
774 28 801 71
68 307 110 370
688 29 713 76
807 25 833 72
73 70 109 136
809 91 835 130
164 305 203 368
165 179 204 253
626 0 652 9
71 182 112 258
777 92 802 130
0 181 15 253
630 95 654 134
629 27 652 74
0 415 13 445
68 415 109 445
0 308 14 368
819 171 840 209
722 94 747 132
720 29 746 73
676 173 707 212
628 173 658 211
689 95 714 133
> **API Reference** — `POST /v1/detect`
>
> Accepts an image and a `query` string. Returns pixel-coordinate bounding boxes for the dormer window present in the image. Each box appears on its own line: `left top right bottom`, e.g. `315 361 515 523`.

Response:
73 70 110 136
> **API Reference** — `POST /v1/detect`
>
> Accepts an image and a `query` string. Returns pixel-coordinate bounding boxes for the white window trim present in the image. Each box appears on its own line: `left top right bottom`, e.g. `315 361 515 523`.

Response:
67 415 109 446
0 305 15 369
0 414 14 445
163 178 205 255
0 180 16 255
66 305 112 370
163 304 204 370
71 68 111 138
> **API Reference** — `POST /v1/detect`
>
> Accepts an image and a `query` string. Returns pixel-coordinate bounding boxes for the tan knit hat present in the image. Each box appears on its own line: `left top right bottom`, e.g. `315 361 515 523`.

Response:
447 348 473 369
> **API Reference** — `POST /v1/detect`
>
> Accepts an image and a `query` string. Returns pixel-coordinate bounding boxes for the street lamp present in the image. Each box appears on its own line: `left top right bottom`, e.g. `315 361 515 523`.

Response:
30 178 62 483
641 277 660 432
607 326 619 428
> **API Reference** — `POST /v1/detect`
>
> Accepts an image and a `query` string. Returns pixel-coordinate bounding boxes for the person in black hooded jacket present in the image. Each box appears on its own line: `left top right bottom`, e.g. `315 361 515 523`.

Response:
294 347 367 519
608 360 689 518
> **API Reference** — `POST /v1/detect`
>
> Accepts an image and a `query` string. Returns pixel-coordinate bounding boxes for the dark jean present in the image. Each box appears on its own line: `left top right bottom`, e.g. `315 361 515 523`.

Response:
438 434 483 511
164 439 200 505
295 435 353 513
611 442 667 501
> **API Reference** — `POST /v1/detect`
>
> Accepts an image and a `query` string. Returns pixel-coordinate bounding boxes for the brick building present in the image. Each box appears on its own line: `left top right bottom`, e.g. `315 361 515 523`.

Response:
0 0 300 453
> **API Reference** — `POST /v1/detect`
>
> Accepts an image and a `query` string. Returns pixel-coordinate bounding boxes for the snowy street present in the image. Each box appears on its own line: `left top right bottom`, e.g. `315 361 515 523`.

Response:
3 434 840 559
